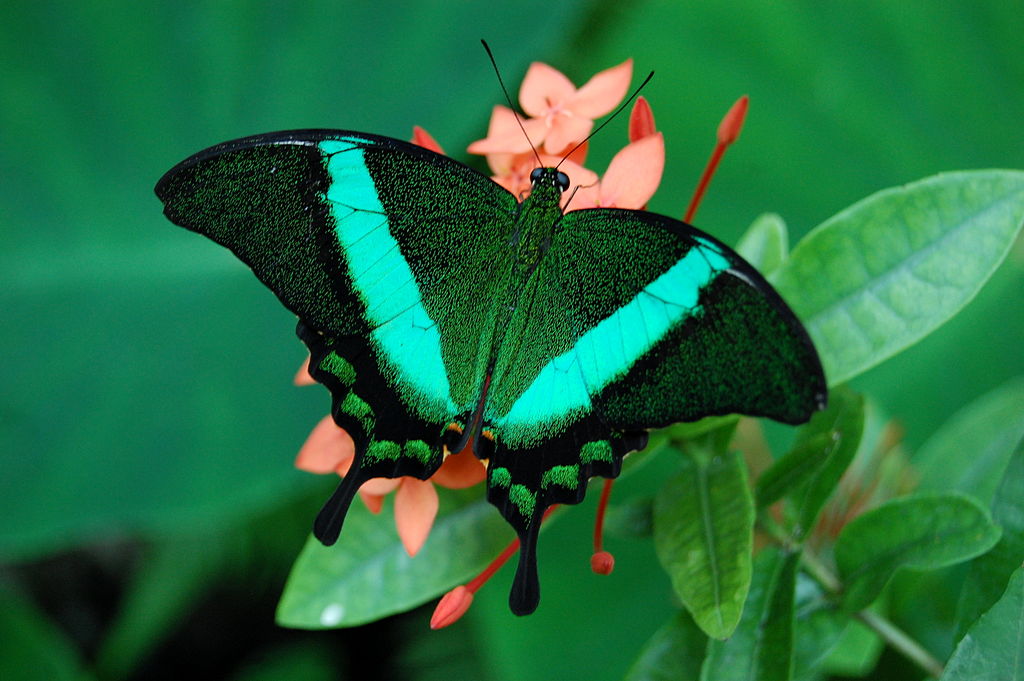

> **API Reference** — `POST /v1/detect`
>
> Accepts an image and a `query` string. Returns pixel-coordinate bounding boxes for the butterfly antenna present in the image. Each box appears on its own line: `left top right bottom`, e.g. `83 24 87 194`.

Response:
481 39 543 168
557 70 654 170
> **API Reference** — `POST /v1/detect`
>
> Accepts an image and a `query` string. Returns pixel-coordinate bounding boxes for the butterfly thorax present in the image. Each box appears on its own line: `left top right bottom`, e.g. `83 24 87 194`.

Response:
510 172 565 273
477 169 569 416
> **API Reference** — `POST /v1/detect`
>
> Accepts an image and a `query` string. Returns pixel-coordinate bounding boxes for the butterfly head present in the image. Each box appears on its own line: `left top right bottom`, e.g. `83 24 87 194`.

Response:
529 167 570 193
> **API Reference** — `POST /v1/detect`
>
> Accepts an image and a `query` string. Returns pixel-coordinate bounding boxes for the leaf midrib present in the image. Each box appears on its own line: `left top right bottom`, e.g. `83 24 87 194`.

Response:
697 461 726 631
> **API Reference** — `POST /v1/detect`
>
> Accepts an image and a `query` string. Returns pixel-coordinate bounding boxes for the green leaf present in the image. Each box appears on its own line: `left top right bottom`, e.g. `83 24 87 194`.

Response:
661 415 741 444
0 588 93 681
941 565 1024 680
756 386 865 539
915 375 1024 505
956 447 1024 637
653 447 754 639
624 612 707 681
701 548 798 681
773 170 1024 386
276 488 512 628
736 213 789 277
835 493 1002 611
95 535 228 680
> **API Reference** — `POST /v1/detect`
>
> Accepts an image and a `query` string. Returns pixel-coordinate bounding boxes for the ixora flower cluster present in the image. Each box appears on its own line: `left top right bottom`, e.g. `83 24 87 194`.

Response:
294 59 748 629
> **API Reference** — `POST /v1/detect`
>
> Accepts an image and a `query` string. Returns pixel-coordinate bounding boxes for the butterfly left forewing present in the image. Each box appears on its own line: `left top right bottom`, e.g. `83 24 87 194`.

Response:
156 130 520 542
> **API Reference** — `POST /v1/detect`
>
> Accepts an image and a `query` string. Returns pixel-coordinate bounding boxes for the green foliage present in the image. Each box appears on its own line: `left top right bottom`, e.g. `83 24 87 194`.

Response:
756 385 865 539
773 170 1024 386
955 447 1024 637
277 489 513 628
701 548 798 681
736 213 789 277
653 446 754 639
623 612 706 681
834 494 1002 611
3 1 1024 680
0 589 93 681
941 566 1024 680
915 376 1024 504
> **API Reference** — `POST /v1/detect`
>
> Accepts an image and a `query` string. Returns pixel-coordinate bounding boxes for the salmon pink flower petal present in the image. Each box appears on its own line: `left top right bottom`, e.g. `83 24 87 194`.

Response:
518 60 633 154
394 477 439 556
411 125 444 154
468 106 547 156
359 476 402 496
568 181 601 211
519 62 577 117
358 490 385 515
558 159 600 210
568 59 633 118
561 139 589 168
594 133 664 209
294 356 316 386
431 448 486 489
543 115 593 157
295 416 354 474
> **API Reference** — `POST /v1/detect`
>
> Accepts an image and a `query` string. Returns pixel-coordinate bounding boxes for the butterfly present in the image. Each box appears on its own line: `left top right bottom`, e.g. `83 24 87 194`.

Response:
156 129 826 615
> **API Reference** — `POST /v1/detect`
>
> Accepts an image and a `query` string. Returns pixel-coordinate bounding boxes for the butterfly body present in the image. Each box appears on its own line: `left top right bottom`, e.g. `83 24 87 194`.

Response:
157 129 826 615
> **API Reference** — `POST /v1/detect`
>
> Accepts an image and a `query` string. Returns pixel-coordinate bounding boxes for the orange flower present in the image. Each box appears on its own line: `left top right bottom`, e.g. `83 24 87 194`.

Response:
471 105 596 202
295 415 485 556
568 132 664 211
468 59 633 155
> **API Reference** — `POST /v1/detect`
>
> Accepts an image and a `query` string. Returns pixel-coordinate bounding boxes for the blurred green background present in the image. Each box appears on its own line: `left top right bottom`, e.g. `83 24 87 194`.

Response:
2 1 1022 680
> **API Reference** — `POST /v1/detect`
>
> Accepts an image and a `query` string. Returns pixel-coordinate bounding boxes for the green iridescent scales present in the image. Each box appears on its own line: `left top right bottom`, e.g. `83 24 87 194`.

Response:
156 129 826 616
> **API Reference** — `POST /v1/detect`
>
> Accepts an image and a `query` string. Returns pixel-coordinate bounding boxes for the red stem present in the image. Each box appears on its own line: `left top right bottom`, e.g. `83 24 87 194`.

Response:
684 143 726 224
593 479 615 552
466 506 558 594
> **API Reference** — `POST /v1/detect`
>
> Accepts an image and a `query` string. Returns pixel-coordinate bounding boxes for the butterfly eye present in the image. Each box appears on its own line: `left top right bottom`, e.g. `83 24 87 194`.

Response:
555 171 570 191
530 168 544 184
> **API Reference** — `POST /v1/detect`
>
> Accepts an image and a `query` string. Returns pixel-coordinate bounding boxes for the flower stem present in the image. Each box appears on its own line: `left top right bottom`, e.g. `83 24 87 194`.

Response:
756 514 944 678
857 610 944 679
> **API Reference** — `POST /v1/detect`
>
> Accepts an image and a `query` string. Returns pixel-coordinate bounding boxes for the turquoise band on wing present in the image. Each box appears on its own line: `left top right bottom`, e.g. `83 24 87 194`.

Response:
320 139 457 421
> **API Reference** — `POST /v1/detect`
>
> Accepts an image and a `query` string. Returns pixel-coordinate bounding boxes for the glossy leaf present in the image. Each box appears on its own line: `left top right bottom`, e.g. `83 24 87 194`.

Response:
756 386 864 539
773 170 1024 386
653 447 754 639
701 548 798 681
941 565 1024 680
624 612 707 681
915 375 1024 505
956 447 1024 637
736 213 789 277
277 488 512 628
835 493 1002 611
